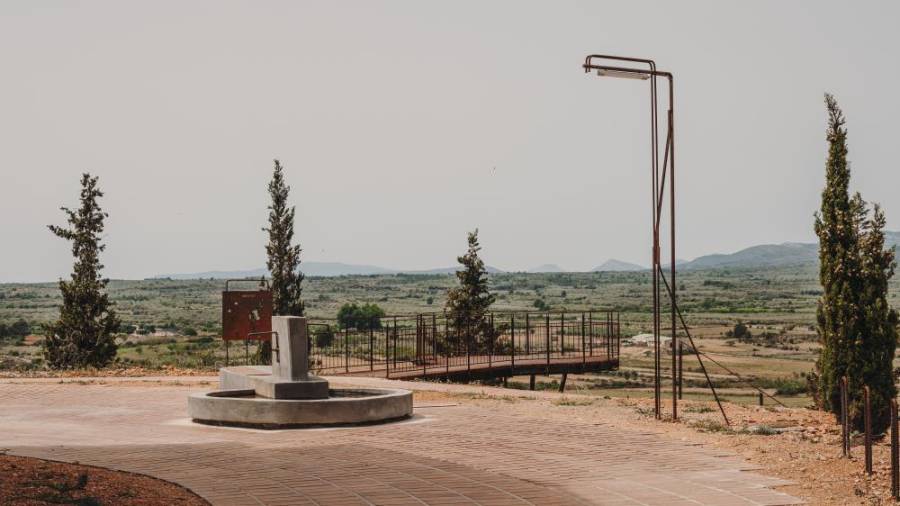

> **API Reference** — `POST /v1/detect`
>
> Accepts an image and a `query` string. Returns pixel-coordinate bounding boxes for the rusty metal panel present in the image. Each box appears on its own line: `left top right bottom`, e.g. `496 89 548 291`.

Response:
222 290 273 341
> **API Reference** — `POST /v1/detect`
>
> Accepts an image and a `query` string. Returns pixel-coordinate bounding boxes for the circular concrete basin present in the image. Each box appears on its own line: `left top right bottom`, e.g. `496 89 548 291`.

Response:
188 388 413 429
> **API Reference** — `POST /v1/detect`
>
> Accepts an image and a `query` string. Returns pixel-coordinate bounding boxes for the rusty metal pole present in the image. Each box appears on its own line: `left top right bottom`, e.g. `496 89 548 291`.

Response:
588 311 593 357
616 312 621 359
865 386 872 475
559 373 567 393
668 92 677 422
581 313 587 364
369 326 374 371
385 324 390 379
560 312 565 355
393 316 398 371
422 316 427 377
525 313 531 355
583 55 677 420
466 319 471 377
489 313 494 368
678 341 684 400
511 314 516 372
545 313 551 367
892 399 899 499
841 376 849 458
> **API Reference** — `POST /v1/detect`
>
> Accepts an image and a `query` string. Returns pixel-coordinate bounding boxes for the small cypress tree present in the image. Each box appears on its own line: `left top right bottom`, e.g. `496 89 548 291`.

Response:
850 203 898 432
44 173 119 369
445 229 496 349
258 160 304 363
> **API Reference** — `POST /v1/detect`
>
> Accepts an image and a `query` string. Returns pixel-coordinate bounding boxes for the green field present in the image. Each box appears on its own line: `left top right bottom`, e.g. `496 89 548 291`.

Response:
0 263 848 332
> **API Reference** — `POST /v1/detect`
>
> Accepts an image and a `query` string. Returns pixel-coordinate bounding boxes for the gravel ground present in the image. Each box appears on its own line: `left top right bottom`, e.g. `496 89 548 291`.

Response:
0 454 209 505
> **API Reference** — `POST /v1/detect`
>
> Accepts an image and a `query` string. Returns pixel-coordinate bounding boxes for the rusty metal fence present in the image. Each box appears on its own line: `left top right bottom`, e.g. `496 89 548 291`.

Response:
307 310 620 379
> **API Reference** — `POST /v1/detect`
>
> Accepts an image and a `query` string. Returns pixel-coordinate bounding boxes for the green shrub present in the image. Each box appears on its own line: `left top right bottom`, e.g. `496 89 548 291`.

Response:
313 326 335 348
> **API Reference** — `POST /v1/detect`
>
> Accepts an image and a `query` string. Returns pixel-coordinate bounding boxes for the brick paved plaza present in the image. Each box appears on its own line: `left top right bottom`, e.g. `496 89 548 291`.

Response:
0 376 801 505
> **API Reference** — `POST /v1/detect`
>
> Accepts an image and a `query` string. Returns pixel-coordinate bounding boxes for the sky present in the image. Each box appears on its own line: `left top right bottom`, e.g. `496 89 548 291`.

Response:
1 1 899 282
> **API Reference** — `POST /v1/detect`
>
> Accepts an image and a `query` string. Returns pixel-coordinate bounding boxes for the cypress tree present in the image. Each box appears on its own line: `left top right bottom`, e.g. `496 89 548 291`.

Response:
44 173 119 369
258 159 304 363
851 203 898 432
814 94 897 433
445 229 496 349
815 93 859 417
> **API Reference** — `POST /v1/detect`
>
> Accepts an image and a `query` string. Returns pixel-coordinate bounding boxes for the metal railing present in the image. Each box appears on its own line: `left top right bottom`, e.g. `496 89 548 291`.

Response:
307 310 620 378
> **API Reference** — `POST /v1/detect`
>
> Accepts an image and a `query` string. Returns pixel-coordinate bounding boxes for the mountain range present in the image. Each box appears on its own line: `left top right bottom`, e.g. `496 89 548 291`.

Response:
152 232 900 279
153 262 503 280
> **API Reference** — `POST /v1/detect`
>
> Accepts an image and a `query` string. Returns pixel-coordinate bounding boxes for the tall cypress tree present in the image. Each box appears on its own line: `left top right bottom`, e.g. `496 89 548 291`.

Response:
258 159 304 363
44 173 119 369
815 93 859 417
445 229 496 349
815 94 897 433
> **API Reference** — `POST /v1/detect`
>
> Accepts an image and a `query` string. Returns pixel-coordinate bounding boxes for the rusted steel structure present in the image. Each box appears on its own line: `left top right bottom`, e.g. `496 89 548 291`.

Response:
221 279 273 364
307 311 620 381
582 54 678 419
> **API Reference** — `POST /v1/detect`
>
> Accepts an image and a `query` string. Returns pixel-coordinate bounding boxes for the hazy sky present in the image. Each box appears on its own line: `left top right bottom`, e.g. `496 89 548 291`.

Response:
2 1 899 282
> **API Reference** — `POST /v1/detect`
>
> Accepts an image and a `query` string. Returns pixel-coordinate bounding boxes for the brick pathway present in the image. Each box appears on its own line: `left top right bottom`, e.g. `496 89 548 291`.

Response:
0 378 801 505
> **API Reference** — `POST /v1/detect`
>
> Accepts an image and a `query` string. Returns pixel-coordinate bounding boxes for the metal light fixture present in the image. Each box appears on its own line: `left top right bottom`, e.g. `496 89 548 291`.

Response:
582 54 731 427
583 54 677 421
597 68 650 80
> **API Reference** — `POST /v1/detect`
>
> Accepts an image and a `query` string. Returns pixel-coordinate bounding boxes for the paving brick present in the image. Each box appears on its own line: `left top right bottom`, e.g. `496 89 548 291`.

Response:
0 379 800 505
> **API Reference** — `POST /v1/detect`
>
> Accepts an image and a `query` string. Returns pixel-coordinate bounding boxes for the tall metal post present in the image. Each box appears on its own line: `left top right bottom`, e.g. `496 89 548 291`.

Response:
892 399 899 499
510 314 516 371
525 313 531 355
581 312 586 364
588 310 593 357
545 313 551 366
680 341 685 397
865 386 872 475
841 376 850 457
583 55 675 420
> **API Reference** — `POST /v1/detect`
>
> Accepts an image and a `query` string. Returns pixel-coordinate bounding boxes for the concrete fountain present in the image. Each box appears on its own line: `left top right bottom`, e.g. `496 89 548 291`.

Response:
188 316 412 428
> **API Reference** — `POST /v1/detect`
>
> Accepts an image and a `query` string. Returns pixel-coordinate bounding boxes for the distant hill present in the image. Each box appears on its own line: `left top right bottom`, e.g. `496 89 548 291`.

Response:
403 265 504 275
153 262 503 279
681 243 817 270
527 264 564 273
155 262 393 279
150 232 900 279
664 231 900 271
592 259 646 272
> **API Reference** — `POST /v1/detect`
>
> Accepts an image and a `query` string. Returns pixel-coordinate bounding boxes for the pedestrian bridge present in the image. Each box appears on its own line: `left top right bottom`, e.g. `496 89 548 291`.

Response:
307 311 621 382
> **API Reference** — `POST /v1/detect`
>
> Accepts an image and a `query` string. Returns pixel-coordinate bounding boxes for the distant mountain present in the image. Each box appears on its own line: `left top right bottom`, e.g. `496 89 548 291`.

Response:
154 262 393 279
153 262 503 279
592 259 646 272
148 232 900 279
153 267 269 280
403 265 504 275
681 243 817 270
678 232 900 270
303 262 396 276
527 264 564 273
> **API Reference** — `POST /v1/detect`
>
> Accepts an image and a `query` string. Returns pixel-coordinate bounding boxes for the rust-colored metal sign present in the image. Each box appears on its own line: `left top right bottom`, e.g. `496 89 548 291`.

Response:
222 289 273 341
